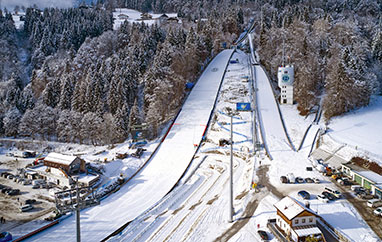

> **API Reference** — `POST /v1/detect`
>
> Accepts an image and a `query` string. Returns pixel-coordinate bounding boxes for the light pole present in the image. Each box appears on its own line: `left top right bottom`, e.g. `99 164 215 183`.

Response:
76 177 81 242
229 114 234 223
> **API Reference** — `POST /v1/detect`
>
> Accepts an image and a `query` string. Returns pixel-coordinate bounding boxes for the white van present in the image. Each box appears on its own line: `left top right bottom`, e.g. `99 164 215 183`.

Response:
367 199 382 208
324 187 341 198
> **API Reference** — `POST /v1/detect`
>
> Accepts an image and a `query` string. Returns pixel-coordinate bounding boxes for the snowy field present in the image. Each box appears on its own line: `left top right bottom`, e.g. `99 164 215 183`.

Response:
328 95 382 161
113 8 178 30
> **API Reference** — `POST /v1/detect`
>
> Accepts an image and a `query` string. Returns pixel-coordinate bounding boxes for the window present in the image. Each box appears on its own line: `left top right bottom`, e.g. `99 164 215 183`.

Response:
295 219 298 224
302 218 306 223
309 218 313 223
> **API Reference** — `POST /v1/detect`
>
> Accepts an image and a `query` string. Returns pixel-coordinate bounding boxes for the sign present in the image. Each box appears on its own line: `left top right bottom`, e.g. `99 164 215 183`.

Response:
131 123 147 142
236 102 251 111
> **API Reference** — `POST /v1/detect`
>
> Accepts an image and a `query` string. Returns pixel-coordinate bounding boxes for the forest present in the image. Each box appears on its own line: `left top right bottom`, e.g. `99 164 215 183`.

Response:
1 0 382 145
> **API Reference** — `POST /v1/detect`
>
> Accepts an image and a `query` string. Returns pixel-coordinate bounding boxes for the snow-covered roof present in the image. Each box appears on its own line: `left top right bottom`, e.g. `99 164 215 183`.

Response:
44 152 78 166
343 163 382 183
357 171 382 183
310 148 331 162
274 196 315 221
294 226 322 237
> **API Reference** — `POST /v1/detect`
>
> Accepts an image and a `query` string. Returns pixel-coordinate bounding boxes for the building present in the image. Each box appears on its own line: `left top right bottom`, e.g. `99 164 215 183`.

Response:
29 152 100 188
277 65 294 104
341 163 382 198
274 196 324 242
44 152 86 176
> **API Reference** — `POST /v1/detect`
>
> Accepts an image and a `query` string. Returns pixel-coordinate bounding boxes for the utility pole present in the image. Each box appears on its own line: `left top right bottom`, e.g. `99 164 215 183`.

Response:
54 177 99 242
76 177 81 242
229 115 234 223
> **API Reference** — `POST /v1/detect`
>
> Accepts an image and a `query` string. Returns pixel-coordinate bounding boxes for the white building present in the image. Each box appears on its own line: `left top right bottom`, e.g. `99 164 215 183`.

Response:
277 65 294 104
274 196 324 242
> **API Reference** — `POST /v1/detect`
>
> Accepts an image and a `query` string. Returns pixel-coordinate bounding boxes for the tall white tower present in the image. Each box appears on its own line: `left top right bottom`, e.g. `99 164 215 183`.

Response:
277 65 294 104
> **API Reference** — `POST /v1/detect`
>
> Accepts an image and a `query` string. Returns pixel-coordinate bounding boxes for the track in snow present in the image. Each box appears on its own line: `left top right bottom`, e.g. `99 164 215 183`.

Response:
111 50 255 242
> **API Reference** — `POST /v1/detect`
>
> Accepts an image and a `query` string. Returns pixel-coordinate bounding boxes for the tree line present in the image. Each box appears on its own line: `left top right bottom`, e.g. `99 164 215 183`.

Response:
254 0 382 119
0 3 243 145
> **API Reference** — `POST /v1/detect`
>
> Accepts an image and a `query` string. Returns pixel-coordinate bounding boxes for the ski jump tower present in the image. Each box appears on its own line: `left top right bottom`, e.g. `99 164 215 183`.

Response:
277 39 294 104
277 65 294 104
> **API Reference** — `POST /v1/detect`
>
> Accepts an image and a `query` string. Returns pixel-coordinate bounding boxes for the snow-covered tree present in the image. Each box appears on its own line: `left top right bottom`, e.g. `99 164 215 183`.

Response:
3 107 21 137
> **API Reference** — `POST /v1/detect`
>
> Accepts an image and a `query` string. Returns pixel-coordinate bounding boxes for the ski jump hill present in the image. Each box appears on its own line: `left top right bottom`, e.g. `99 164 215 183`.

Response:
27 49 235 242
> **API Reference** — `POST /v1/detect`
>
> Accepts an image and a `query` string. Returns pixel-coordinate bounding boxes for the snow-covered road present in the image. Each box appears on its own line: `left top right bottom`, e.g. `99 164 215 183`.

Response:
26 49 234 242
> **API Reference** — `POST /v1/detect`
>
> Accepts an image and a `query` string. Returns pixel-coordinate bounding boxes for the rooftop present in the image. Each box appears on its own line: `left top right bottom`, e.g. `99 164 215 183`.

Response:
274 196 316 221
294 225 322 237
343 163 382 183
44 152 78 166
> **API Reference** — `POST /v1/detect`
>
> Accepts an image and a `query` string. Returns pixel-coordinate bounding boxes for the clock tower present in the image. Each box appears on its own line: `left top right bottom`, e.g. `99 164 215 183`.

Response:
277 65 294 104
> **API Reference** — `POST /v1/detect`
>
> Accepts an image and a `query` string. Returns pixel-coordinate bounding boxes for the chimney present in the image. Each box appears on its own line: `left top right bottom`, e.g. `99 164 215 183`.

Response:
305 201 310 209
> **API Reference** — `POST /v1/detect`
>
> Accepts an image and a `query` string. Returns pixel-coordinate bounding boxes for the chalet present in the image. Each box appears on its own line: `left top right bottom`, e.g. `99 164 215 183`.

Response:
30 152 100 188
167 17 179 23
274 196 324 242
118 13 129 20
44 152 86 176
140 13 152 20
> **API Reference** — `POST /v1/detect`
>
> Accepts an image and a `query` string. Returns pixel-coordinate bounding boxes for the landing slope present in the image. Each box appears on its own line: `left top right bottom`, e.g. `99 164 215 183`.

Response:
27 49 234 242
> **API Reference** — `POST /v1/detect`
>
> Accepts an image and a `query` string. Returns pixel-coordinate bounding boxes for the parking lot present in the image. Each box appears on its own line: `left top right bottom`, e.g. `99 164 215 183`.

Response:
0 171 56 232
332 179 382 239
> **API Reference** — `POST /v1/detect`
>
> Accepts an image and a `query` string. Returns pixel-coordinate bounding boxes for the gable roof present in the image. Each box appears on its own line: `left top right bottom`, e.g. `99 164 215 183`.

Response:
44 152 78 166
274 196 316 221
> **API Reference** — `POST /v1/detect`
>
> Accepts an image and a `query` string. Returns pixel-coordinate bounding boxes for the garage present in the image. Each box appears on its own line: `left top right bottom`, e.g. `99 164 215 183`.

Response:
354 174 362 185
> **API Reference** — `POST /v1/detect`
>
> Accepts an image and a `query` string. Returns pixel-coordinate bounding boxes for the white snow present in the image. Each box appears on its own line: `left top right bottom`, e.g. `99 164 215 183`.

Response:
273 196 306 220
328 96 382 161
5 36 382 242
23 49 234 242
113 8 178 30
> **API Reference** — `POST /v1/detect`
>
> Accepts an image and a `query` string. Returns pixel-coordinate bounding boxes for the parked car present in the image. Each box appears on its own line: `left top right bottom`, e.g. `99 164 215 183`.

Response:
304 177 314 183
32 184 40 189
338 178 351 186
6 189 20 196
317 194 329 203
373 207 382 216
295 177 304 183
324 187 341 198
298 190 310 200
322 191 335 201
351 185 361 191
367 199 382 208
19 204 33 212
25 199 36 204
280 176 288 183
313 178 320 184
357 191 374 200
257 230 268 240
0 231 12 242
1 187 11 194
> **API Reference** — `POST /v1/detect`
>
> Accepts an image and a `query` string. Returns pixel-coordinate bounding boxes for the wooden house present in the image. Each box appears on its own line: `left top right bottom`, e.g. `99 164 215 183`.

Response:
274 196 325 242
